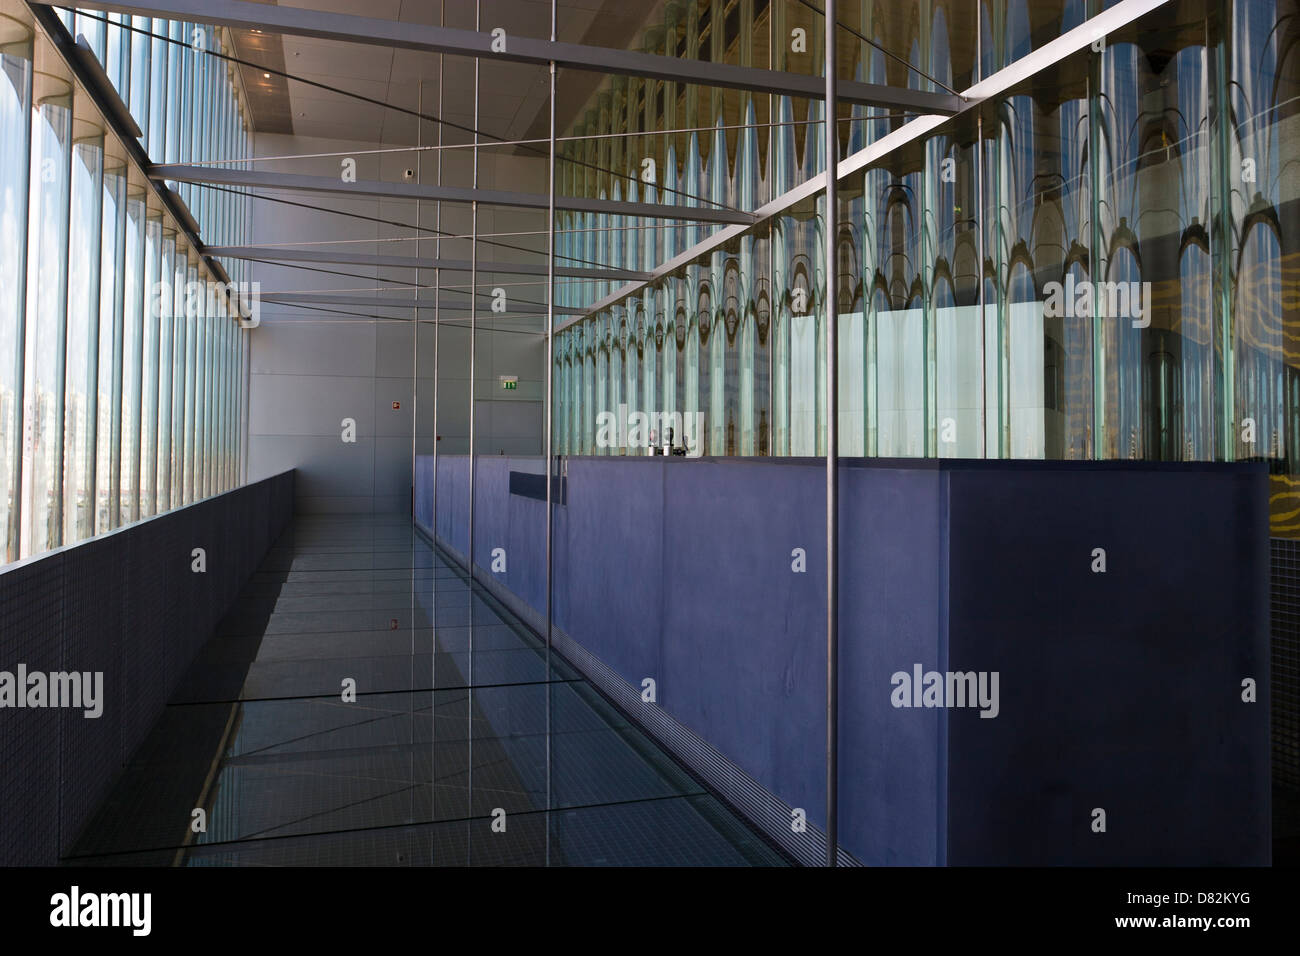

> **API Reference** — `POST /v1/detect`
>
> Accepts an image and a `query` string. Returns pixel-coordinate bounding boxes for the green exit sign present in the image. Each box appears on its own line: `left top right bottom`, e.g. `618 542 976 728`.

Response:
501 376 518 390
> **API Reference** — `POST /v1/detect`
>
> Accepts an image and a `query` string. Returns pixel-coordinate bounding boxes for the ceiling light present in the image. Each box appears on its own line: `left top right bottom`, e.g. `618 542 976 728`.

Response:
263 72 271 79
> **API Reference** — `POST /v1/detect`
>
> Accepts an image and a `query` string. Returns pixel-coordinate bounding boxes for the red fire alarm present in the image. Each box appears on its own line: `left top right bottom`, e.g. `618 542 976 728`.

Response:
392 401 400 409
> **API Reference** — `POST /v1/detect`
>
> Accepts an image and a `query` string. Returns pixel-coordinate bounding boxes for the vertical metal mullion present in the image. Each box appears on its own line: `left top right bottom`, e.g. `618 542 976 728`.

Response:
466 0 481 868
824 0 839 869
241 318 248 485
426 1 445 849
545 0 557 866
408 75 422 846
468 5 479 573
431 53 443 549
975 10 985 461
1089 66 1104 459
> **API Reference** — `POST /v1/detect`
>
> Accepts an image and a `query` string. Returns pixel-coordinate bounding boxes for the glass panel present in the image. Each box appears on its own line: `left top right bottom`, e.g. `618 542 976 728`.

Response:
148 18 167 160
182 263 197 505
73 10 106 60
1224 0 1300 534
179 20 194 208
995 67 1095 460
0 31 32 563
0 10 248 564
127 15 149 136
979 0 1087 80
104 13 128 96
166 21 182 165
170 245 187 507
156 230 175 512
119 193 145 526
927 129 982 459
868 163 925 458
213 309 225 493
193 280 207 500
20 81 72 558
63 126 104 546
96 162 126 535
139 212 161 518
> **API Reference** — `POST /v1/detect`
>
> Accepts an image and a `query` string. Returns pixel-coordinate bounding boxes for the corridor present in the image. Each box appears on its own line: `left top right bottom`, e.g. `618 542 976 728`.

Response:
64 515 787 866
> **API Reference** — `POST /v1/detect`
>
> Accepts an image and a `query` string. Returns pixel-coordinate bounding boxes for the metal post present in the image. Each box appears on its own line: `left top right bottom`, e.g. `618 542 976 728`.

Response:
466 0 481 868
824 0 839 869
468 13 479 577
976 20 985 461
545 0 557 866
431 0 445 855
412 81 421 520
410 76 421 827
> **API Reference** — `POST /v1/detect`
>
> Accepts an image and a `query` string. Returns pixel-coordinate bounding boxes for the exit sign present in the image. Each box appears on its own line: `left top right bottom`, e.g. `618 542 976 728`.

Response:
500 376 518 390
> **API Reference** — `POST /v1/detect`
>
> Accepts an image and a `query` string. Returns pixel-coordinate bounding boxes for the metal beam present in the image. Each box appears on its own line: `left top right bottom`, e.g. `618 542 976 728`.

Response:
204 244 650 281
150 164 755 225
259 291 580 314
39 0 963 114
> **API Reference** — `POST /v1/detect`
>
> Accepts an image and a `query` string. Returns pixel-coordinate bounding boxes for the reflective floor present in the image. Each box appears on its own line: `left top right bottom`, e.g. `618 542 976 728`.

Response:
66 514 787 866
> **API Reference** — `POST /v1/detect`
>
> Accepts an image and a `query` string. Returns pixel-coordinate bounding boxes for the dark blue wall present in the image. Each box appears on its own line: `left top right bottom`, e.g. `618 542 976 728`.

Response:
942 462 1270 865
0 471 295 865
417 454 1269 865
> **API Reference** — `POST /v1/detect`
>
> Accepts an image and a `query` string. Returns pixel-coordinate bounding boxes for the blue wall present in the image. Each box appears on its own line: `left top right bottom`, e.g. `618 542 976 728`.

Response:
417 455 1269 865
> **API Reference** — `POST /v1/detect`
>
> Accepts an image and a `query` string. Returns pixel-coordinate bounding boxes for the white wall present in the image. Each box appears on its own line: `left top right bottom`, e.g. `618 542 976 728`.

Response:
245 132 548 512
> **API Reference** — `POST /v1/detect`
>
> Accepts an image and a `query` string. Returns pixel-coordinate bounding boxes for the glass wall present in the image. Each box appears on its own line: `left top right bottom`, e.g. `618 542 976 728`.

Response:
0 2 248 563
63 100 103 545
20 56 72 557
1223 0 1300 532
551 0 1300 535
0 16 32 562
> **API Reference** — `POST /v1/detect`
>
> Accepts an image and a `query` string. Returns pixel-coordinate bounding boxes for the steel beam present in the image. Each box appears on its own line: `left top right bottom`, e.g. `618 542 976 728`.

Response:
258 291 579 313
38 0 963 114
204 244 650 281
150 164 755 225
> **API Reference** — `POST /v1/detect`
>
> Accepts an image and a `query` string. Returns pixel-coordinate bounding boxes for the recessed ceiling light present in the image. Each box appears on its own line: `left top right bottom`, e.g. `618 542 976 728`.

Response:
263 72 271 79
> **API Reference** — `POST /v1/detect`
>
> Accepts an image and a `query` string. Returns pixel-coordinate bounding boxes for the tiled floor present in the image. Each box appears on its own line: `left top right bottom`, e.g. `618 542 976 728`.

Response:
65 514 788 866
